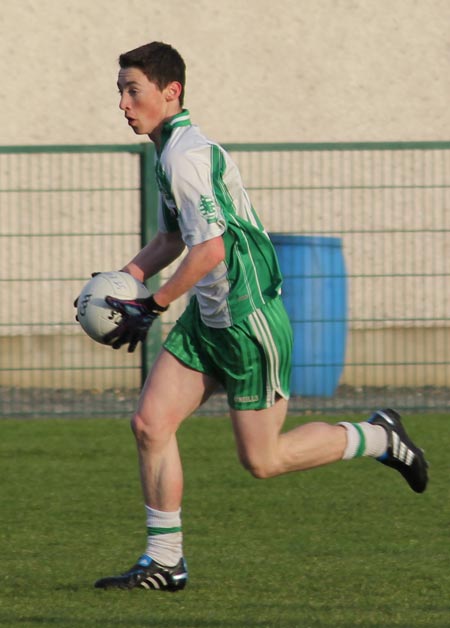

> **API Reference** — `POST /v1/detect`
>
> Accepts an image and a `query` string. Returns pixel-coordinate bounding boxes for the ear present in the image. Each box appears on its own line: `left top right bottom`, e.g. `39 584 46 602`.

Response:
164 81 182 102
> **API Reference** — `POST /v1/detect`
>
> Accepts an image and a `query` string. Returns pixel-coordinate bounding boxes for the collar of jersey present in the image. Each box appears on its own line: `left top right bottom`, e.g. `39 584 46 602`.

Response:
159 109 191 153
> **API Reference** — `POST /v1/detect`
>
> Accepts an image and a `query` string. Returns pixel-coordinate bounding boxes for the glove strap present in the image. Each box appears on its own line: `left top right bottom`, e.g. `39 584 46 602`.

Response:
147 294 169 313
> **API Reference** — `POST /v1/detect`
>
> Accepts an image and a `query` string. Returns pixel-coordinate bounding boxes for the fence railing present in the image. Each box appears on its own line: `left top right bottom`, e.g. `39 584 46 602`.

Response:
1 142 449 417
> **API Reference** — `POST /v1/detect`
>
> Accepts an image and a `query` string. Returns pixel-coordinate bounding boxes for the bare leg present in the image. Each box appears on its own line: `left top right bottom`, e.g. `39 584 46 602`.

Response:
230 397 346 478
132 349 218 510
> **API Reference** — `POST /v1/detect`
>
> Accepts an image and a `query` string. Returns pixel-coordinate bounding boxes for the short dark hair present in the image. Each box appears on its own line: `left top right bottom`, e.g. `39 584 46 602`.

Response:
119 41 186 106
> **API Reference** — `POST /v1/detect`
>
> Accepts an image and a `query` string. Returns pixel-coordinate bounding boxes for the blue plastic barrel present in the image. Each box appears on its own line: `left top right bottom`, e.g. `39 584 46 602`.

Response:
270 234 347 397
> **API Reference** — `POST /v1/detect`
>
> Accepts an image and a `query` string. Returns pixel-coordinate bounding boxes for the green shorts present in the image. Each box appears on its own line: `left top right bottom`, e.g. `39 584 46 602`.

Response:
163 296 293 410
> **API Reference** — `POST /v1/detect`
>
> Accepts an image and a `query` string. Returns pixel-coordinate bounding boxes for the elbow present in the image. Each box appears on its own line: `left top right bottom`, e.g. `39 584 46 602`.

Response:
212 236 226 266
215 247 226 267
193 236 226 272
175 240 186 259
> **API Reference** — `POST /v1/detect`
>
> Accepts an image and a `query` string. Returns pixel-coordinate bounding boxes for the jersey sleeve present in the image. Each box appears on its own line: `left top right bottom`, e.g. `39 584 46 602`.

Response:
157 193 180 233
164 145 226 247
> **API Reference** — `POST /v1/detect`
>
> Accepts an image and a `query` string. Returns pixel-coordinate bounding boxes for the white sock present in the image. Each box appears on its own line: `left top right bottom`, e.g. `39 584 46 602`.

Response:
144 506 183 567
338 421 388 460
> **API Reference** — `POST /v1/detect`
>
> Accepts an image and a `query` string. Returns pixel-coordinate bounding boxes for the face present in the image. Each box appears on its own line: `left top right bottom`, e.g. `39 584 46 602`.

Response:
117 67 173 138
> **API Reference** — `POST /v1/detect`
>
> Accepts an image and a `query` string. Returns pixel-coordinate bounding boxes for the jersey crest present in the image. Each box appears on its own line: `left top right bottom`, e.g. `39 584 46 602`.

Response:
198 195 220 224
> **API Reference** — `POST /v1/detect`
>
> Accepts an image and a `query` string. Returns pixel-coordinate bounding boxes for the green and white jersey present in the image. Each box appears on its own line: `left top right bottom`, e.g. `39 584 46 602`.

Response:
155 110 282 328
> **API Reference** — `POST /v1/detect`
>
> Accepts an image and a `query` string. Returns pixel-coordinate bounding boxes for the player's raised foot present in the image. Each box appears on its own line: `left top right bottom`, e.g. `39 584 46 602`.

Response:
94 555 188 591
368 408 428 493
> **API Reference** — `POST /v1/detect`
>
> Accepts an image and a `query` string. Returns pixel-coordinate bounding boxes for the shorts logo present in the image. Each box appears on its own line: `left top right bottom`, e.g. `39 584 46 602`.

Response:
199 195 219 223
234 395 259 403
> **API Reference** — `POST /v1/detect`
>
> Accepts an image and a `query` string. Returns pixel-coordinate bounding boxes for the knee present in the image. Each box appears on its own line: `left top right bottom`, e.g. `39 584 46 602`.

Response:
131 412 168 452
238 451 277 479
131 412 149 448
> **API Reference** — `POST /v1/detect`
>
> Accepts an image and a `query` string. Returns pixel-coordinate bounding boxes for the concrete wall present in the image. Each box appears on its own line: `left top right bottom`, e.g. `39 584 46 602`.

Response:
1 328 446 390
2 0 449 146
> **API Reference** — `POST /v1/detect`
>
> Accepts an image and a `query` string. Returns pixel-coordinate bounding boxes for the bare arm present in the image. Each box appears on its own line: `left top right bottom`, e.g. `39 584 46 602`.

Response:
105 231 224 352
121 230 186 283
122 230 225 309
154 235 225 308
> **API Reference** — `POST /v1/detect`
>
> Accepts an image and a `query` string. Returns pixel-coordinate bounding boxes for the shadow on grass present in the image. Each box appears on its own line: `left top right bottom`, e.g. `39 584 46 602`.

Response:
1 614 280 628
1 585 284 628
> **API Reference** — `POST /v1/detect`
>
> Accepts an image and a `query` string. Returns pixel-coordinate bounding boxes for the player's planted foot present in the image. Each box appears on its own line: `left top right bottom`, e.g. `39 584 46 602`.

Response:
94 555 188 591
369 408 428 493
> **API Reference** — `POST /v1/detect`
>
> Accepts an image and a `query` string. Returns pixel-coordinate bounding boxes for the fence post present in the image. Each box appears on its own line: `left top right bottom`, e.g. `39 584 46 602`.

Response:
139 142 160 386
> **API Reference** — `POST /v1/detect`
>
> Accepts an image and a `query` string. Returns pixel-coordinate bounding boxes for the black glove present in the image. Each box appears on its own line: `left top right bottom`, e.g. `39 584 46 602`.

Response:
103 294 168 353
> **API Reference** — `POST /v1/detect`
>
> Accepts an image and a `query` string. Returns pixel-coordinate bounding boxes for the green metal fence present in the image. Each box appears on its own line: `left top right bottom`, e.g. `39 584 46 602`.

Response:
1 142 449 417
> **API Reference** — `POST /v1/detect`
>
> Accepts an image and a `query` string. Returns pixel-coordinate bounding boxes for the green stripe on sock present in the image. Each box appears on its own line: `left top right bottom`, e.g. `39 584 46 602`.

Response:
147 526 182 536
353 423 366 457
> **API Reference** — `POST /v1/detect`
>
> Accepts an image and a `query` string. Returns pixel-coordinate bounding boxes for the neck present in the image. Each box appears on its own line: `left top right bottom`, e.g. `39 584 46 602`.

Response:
149 105 183 150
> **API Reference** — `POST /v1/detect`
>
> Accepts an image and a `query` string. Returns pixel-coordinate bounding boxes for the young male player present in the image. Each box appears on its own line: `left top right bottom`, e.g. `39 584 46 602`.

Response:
90 41 428 592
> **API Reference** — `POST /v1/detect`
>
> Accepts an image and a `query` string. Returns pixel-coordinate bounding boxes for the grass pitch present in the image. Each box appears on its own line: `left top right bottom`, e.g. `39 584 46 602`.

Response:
0 414 448 628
